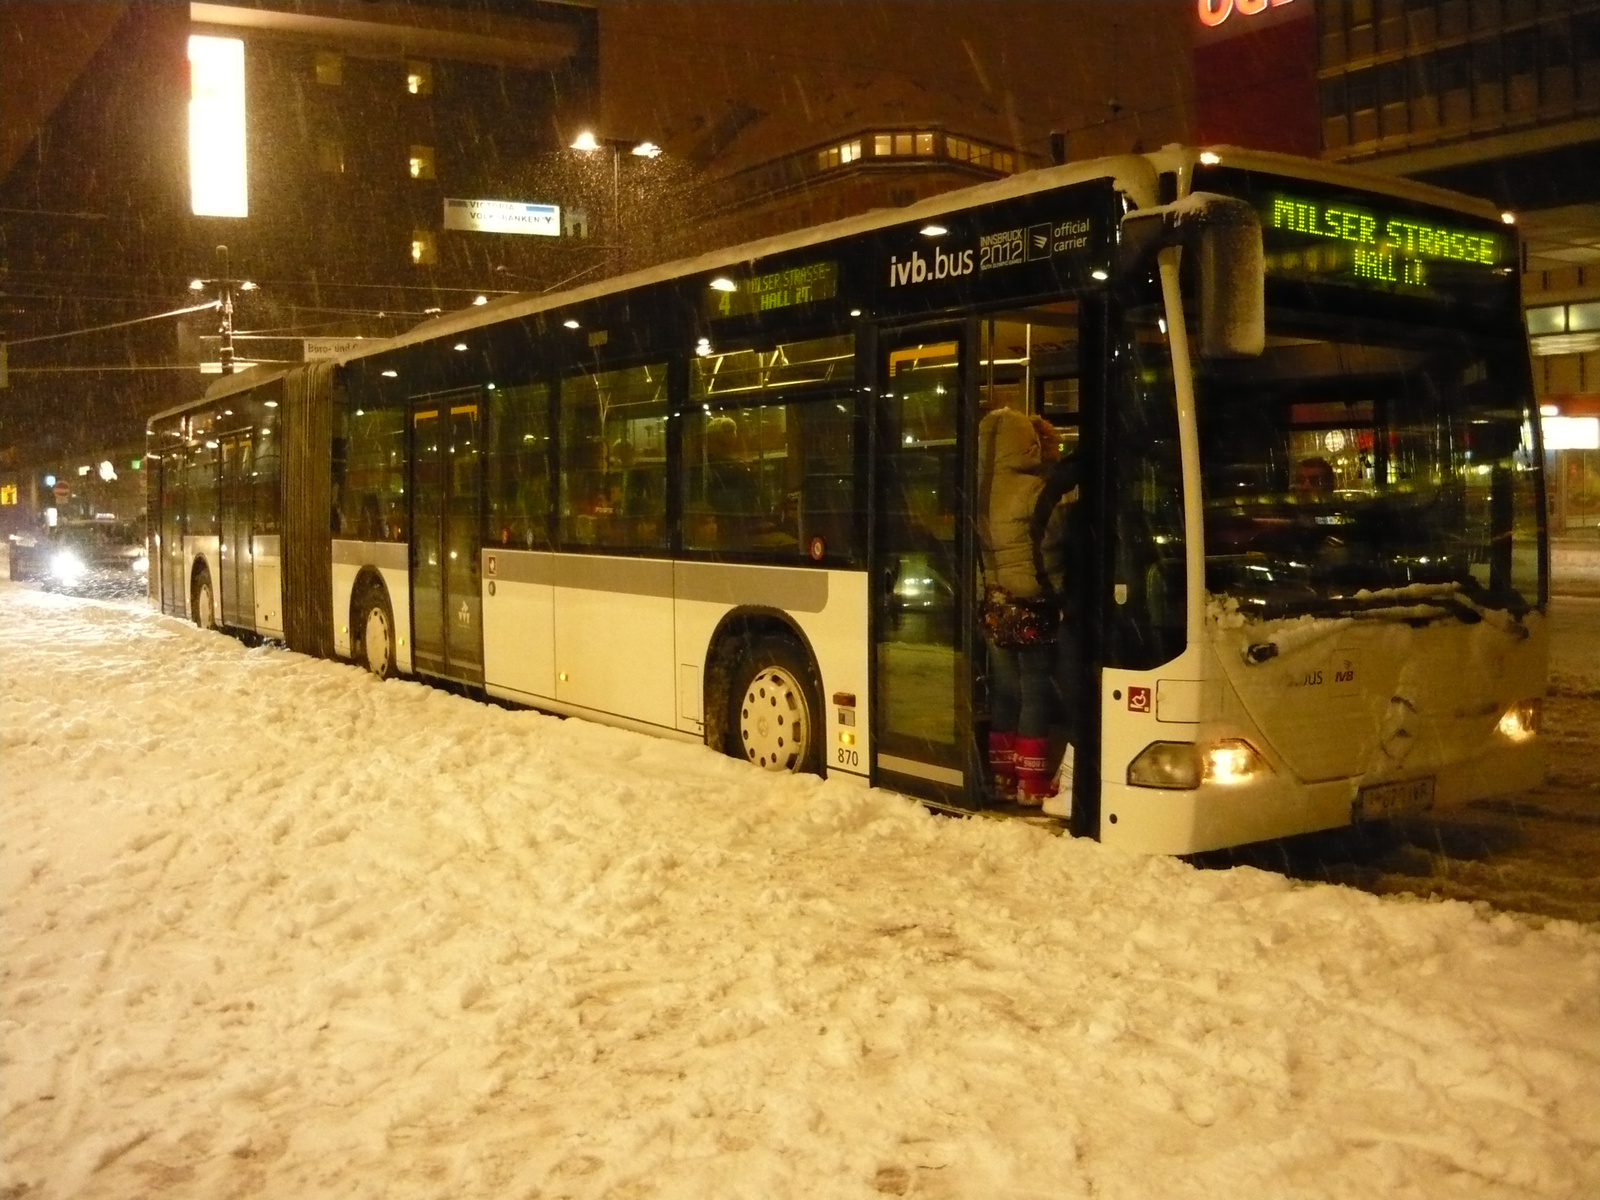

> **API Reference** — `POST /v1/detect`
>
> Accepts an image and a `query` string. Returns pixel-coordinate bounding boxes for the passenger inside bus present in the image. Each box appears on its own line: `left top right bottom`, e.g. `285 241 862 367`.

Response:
977 405 1075 808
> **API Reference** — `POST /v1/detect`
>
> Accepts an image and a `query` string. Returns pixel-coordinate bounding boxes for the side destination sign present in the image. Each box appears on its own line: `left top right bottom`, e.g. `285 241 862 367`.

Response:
709 262 839 318
1262 192 1508 290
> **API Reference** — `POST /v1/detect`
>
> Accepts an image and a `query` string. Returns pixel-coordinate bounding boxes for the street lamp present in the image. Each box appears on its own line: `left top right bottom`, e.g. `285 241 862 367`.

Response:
188 244 256 374
569 132 662 272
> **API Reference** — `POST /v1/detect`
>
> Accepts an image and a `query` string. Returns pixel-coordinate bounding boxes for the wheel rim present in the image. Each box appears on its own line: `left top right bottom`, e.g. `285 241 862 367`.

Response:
364 606 392 677
738 665 811 772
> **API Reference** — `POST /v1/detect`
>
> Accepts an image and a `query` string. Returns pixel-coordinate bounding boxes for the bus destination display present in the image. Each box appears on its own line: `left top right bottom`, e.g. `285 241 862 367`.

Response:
1261 192 1508 293
709 261 839 318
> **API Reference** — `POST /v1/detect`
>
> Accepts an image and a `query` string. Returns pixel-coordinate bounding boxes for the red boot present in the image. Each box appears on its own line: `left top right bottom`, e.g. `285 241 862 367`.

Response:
1015 735 1054 807
987 731 1017 803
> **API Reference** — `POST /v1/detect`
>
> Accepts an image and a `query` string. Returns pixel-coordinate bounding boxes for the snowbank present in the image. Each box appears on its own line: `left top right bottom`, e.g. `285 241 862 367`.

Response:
3 584 1597 1199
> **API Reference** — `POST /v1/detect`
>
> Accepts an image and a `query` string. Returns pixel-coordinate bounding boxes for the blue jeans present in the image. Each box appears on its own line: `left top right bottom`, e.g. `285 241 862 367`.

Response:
989 642 1055 738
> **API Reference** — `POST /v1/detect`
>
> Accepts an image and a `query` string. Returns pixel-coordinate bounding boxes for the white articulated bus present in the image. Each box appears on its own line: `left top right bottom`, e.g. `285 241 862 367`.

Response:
146 144 1548 854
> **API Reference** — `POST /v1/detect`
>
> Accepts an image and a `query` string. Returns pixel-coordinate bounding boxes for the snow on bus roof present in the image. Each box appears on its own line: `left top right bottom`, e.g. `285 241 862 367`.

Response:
163 145 1507 418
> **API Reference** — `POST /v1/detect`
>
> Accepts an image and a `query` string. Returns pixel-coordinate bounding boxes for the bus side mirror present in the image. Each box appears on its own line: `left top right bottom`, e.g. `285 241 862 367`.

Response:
1121 193 1265 360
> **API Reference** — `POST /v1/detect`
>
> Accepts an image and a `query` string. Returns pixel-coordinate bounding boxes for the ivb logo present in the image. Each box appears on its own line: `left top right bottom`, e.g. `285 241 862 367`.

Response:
887 246 975 288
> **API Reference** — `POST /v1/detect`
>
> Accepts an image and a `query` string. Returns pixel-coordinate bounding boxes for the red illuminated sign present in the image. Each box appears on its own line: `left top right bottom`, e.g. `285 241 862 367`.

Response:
1198 0 1296 28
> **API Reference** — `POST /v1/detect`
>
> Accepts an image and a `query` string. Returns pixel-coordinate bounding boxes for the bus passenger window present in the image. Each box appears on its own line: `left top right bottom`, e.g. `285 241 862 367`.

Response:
487 381 551 549
558 363 668 550
682 397 856 559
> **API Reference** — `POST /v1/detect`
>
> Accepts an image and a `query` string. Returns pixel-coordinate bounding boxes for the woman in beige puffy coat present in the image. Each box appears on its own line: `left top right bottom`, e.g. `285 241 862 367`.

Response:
977 406 1067 804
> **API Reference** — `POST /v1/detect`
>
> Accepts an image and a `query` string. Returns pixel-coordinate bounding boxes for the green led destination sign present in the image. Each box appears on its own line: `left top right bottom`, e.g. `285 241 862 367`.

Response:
708 261 838 319
1262 193 1508 291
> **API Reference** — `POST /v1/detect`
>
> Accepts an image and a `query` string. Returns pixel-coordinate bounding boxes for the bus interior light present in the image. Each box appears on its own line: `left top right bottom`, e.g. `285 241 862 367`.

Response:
1500 211 1516 225
1497 699 1541 742
1199 151 1222 165
563 318 581 329
709 277 738 292
1128 741 1201 789
1091 268 1109 281
920 224 948 237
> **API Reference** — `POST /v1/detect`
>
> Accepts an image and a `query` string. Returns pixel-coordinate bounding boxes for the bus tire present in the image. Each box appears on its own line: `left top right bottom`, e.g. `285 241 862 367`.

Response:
727 636 823 775
191 568 216 630
353 584 397 680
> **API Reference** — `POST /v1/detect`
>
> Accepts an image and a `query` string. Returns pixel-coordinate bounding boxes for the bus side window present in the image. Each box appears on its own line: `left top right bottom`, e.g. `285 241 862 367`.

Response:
559 363 667 550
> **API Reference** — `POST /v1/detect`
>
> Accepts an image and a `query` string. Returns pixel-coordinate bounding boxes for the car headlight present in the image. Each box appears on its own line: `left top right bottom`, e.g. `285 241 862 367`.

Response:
50 549 85 582
1128 738 1269 789
133 555 150 574
1496 699 1541 742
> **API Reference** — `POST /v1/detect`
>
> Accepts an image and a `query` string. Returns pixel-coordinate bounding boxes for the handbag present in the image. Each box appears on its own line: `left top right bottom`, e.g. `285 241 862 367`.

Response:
980 584 1060 649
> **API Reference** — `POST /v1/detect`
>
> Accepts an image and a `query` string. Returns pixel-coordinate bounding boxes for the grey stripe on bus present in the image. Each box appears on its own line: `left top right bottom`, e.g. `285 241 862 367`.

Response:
478 552 831 612
332 540 408 570
877 755 963 787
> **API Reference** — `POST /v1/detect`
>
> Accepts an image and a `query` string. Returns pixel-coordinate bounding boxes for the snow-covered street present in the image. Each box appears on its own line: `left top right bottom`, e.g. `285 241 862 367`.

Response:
3 582 1598 1199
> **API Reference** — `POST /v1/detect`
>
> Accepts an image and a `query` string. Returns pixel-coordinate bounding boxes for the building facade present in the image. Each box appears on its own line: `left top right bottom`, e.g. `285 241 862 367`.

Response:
1 1 599 532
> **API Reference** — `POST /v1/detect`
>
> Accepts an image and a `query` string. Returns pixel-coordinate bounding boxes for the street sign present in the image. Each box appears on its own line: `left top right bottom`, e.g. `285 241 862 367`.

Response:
53 481 71 501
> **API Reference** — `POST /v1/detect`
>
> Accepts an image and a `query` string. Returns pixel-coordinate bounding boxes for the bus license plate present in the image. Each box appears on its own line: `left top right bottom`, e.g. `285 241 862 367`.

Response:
1355 777 1435 821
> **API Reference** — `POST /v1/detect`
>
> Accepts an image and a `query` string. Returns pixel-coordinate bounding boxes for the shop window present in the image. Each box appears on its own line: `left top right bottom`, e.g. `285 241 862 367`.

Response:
408 145 435 180
315 51 342 86
411 230 437 265
406 60 433 96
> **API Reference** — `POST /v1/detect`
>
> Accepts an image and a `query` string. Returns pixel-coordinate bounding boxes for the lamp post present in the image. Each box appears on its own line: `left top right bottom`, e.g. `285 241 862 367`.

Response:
569 132 661 273
188 244 256 375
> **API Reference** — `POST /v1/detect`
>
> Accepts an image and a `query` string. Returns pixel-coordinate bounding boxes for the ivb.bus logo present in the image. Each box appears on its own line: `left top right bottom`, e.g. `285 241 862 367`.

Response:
887 246 976 288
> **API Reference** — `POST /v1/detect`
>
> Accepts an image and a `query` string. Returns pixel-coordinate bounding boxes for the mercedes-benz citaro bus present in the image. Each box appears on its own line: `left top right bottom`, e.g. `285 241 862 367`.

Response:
146 145 1547 855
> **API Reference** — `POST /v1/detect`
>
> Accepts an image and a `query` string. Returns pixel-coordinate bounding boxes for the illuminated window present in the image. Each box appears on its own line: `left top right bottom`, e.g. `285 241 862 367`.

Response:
317 138 345 175
408 145 435 180
411 230 437 265
894 132 913 155
873 133 892 156
406 60 433 96
947 136 968 160
188 35 247 218
816 139 863 170
915 132 934 155
315 51 343 86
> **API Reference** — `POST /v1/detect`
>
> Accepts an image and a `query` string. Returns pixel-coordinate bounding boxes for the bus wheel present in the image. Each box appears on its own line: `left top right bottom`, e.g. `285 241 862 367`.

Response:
354 586 397 680
191 569 216 630
728 637 822 775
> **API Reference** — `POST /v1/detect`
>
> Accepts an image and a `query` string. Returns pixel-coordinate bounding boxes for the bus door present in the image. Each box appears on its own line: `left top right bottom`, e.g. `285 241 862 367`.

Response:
410 391 484 685
870 328 975 806
218 432 255 628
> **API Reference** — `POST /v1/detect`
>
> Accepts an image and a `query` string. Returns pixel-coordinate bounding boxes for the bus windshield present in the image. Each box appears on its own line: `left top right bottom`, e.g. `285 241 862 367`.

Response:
1195 310 1542 619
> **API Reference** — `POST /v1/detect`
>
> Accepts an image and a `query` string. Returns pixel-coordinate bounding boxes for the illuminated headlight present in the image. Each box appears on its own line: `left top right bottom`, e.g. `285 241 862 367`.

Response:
1496 699 1541 743
132 555 150 575
1128 738 1269 789
1203 739 1267 785
50 549 85 583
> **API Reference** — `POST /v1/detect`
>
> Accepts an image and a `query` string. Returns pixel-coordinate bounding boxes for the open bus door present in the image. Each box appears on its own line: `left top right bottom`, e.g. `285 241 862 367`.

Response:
869 325 979 808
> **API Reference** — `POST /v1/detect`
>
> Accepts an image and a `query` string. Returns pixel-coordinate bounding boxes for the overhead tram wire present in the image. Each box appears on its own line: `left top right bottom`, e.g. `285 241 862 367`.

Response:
4 299 221 347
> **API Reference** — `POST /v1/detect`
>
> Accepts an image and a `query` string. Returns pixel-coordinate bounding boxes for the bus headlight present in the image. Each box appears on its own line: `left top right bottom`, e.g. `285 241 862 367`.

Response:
1496 699 1541 743
50 549 85 583
1128 741 1201 789
1203 738 1267 785
132 555 150 574
1128 738 1269 789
